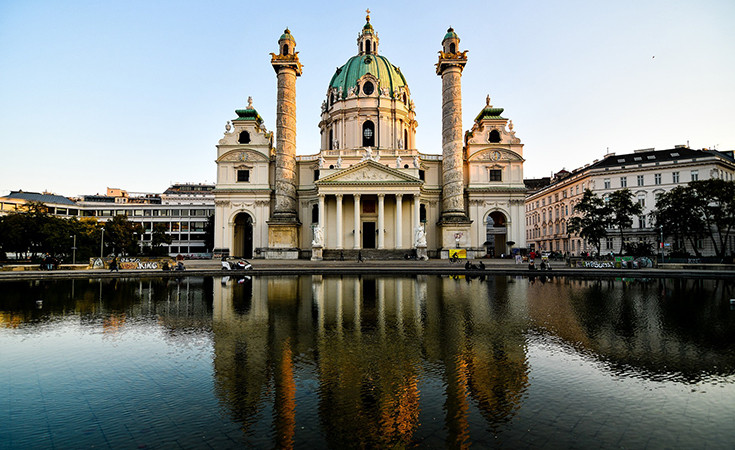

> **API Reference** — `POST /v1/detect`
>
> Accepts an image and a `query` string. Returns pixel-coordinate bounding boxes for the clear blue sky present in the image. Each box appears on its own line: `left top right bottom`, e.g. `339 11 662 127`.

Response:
1 0 733 196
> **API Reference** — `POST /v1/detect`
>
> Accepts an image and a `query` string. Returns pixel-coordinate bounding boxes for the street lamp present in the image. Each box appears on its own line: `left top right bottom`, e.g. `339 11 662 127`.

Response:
659 225 664 264
100 227 105 258
70 234 77 265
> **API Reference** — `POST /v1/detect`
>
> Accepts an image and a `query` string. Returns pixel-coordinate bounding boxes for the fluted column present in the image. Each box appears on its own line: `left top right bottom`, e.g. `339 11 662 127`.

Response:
395 194 403 249
336 194 343 249
318 194 326 246
353 194 361 249
378 194 385 249
413 195 421 243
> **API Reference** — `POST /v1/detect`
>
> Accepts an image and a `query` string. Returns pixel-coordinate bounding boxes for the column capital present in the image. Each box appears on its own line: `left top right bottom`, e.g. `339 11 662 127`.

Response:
395 193 403 199
377 193 385 199
335 193 343 199
354 193 361 199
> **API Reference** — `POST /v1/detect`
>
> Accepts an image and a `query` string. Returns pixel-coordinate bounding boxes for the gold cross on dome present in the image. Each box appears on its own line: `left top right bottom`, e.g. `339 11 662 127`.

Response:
365 8 371 20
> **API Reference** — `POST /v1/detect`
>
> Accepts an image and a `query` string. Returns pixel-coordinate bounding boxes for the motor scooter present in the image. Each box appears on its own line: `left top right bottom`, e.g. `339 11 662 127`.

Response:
221 258 252 270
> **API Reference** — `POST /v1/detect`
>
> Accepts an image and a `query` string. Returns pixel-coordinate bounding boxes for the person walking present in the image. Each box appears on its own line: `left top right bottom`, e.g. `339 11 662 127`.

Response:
357 251 364 263
109 256 119 272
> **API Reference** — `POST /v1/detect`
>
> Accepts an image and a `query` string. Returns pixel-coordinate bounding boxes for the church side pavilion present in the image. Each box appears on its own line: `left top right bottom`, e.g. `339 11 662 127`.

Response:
213 13 526 259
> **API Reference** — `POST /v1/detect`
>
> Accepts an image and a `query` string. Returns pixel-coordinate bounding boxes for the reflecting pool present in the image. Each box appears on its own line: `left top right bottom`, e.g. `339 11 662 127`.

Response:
1 276 734 448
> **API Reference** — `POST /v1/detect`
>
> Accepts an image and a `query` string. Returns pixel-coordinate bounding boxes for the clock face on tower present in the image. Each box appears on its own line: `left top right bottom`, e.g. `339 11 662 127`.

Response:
490 150 501 161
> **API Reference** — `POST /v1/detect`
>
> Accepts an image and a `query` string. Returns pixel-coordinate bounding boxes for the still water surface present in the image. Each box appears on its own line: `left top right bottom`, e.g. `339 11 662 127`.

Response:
1 275 734 448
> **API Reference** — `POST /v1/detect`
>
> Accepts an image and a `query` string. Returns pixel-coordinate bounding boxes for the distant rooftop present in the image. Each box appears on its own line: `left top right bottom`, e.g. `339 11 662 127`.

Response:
5 190 76 206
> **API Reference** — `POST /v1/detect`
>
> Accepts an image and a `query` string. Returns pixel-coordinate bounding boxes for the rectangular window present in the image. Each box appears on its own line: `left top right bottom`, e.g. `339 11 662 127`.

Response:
672 171 680 183
637 175 644 186
419 170 425 181
604 178 611 189
606 238 614 250
489 169 502 181
638 215 646 228
691 170 698 181
638 195 646 208
237 169 250 182
620 177 627 188
313 169 320 182
654 173 661 185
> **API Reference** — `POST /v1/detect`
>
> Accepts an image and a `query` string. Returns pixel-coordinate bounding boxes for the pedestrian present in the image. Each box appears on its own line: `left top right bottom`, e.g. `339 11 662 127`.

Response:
357 250 364 263
340 251 345 261
109 256 119 272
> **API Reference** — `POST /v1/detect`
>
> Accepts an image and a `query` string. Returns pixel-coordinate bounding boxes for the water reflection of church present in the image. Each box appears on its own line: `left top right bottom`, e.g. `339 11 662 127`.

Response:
212 275 530 447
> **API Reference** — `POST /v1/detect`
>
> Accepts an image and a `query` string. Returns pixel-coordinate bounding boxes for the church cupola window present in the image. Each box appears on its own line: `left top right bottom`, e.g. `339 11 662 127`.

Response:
328 129 333 150
449 43 456 53
362 81 375 95
366 40 372 53
282 44 289 56
362 120 375 147
489 129 501 143
238 131 251 144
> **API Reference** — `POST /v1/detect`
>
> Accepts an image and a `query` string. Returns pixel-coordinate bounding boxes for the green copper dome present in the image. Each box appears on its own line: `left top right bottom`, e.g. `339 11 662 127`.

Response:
328 54 408 99
279 28 294 42
443 27 458 41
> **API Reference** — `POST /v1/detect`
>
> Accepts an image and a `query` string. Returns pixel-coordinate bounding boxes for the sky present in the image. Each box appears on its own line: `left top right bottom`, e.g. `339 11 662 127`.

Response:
1 0 734 197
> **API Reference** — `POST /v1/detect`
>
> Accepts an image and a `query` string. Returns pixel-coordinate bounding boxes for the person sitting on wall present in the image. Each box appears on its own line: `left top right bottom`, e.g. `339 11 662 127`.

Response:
528 260 536 271
478 261 485 270
465 260 472 270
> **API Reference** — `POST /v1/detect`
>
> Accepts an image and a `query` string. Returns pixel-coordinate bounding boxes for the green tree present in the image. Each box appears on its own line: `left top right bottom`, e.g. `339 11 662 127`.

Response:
607 188 643 254
689 179 735 258
652 186 706 257
151 222 172 256
104 215 143 256
567 189 610 256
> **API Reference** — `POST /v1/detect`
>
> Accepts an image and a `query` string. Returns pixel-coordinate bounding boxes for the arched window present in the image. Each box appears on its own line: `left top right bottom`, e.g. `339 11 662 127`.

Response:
366 40 371 53
311 204 319 224
282 44 289 56
420 204 427 222
329 129 333 150
449 43 456 53
489 129 501 143
404 129 408 149
238 131 250 144
362 120 375 147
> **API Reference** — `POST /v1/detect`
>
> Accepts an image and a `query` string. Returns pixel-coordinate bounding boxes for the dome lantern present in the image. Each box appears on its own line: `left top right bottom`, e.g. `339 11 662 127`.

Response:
357 9 379 55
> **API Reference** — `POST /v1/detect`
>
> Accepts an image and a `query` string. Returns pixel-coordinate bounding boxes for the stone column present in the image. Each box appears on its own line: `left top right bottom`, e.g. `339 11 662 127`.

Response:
268 29 303 259
353 194 361 249
318 194 326 236
395 194 403 249
436 28 472 257
378 194 385 249
335 194 343 249
413 195 421 234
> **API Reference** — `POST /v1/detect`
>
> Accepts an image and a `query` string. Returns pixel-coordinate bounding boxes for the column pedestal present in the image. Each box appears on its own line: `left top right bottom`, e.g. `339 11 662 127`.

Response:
266 220 301 259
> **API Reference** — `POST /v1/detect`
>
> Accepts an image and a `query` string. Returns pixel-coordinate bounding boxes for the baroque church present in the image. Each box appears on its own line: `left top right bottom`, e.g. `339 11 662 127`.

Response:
213 12 526 259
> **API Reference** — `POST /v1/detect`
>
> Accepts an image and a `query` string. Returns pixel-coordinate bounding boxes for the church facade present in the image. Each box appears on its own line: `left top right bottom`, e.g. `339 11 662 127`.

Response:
213 13 526 259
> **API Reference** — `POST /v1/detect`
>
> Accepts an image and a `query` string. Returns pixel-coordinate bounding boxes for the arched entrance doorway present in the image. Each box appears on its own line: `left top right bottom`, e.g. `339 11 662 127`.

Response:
485 211 507 257
233 213 253 258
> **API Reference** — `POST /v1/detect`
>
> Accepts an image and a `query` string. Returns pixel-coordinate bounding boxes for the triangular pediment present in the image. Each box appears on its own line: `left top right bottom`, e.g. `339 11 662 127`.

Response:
316 160 422 185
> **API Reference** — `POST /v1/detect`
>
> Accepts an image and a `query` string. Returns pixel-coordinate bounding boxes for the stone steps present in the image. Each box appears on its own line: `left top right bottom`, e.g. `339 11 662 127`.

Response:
322 249 416 261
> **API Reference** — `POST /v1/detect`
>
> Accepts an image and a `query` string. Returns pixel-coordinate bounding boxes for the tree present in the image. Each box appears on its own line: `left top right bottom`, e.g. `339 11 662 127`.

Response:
151 222 172 256
567 189 610 256
689 179 735 258
607 188 643 254
104 215 143 256
652 186 706 257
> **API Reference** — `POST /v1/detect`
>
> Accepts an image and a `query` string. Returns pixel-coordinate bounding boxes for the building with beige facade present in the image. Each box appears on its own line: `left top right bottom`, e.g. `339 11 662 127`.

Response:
525 147 735 257
213 13 527 259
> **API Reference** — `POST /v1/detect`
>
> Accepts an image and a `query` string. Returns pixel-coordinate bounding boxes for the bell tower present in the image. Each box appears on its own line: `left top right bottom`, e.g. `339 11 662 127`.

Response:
436 27 471 257
357 9 379 55
267 28 303 259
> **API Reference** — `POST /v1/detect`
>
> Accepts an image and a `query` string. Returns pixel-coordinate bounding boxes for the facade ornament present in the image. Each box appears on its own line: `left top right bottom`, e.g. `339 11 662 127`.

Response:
362 147 373 161
380 87 390 96
333 139 339 150
338 86 343 99
312 225 324 247
248 96 253 109
336 155 342 168
413 155 420 168
347 86 356 97
225 121 231 132
318 154 325 168
508 119 514 131
239 152 249 161
397 138 403 149
321 100 327 112
486 95 491 107
395 155 402 168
